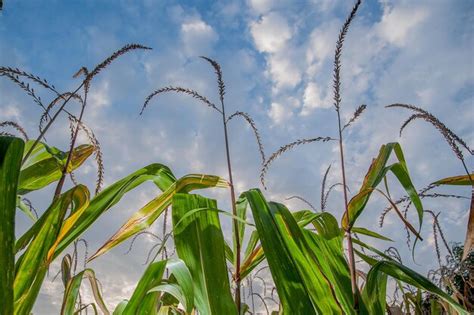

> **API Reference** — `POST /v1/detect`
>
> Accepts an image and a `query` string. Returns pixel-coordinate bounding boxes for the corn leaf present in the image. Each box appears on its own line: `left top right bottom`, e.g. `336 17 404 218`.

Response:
16 196 37 221
60 269 109 315
433 174 474 186
244 188 356 314
233 195 248 269
364 260 468 314
14 185 87 313
148 259 194 313
123 260 167 315
18 142 94 194
89 174 228 261
0 136 24 315
361 264 387 314
113 301 128 315
172 193 237 315
52 163 176 259
341 143 423 233
351 227 393 242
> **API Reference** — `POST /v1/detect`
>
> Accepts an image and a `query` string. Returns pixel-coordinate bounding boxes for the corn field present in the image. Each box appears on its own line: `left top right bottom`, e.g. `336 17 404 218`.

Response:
0 0 473 314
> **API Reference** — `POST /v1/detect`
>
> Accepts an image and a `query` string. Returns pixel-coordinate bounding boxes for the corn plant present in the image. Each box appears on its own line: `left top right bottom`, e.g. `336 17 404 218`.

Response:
1 0 472 313
383 105 474 311
0 44 229 314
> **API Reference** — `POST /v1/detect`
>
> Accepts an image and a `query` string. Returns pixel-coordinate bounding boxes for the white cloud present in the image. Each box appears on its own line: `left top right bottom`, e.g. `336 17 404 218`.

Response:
268 102 292 124
247 0 275 15
0 104 22 120
267 53 302 89
250 12 292 54
310 0 337 12
301 81 331 115
377 5 428 46
181 19 218 56
89 80 111 110
306 21 339 73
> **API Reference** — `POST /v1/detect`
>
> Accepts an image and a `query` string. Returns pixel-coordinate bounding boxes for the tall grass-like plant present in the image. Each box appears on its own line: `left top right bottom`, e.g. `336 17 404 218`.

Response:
140 56 267 313
1 1 472 313
387 104 473 261
257 0 469 312
0 44 228 313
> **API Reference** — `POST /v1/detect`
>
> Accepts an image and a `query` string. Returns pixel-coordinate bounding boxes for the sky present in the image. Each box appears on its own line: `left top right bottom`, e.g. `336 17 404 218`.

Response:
0 0 473 313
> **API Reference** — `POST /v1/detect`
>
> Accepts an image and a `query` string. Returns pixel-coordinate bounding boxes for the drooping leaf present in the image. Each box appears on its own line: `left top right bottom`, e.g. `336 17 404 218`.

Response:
89 174 228 261
341 143 423 234
365 260 468 314
351 227 393 242
172 193 237 315
54 163 175 259
161 259 194 313
433 174 474 186
18 142 94 194
148 284 186 312
296 210 342 239
0 136 24 315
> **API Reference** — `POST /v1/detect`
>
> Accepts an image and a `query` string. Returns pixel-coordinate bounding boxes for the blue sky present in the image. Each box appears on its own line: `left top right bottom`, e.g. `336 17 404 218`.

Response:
1 0 473 313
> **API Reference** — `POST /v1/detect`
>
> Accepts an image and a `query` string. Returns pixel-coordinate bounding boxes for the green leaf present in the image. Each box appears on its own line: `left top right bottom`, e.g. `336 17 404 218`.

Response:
18 142 94 194
361 264 387 314
89 173 228 261
16 196 37 221
113 301 128 315
0 136 24 315
61 269 109 315
164 259 194 313
351 227 393 242
240 230 264 280
123 260 167 315
244 189 356 314
172 193 237 315
234 195 248 269
149 284 186 311
54 163 176 259
341 143 423 233
298 211 341 239
366 260 468 314
14 185 87 313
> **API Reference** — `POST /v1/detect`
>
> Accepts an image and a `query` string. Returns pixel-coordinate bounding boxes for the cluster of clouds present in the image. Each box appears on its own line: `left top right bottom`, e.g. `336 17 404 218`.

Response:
1 0 472 313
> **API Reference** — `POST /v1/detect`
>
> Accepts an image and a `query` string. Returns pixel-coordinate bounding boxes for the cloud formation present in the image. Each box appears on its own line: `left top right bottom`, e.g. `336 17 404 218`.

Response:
0 0 472 313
